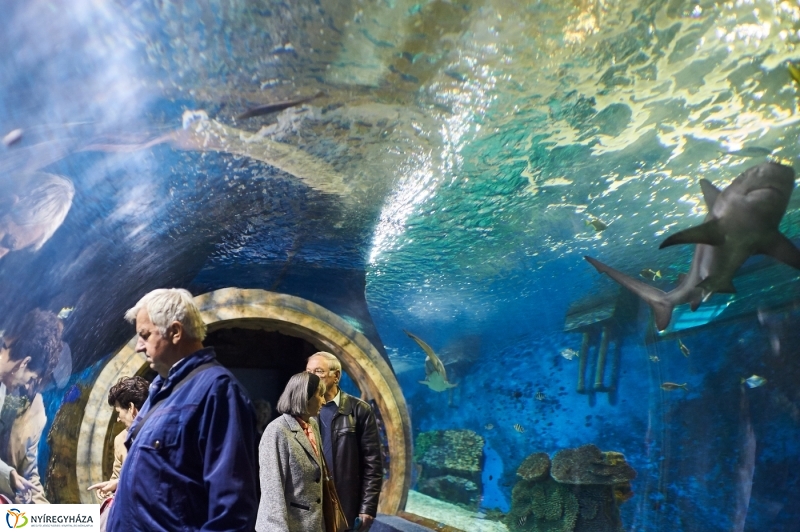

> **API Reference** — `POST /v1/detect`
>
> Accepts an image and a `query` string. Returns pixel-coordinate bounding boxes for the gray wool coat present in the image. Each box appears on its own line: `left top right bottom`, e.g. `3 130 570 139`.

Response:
256 413 325 532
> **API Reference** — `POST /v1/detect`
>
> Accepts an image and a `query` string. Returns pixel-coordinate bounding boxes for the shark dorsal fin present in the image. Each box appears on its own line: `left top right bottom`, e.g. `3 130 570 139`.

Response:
699 179 721 210
659 219 725 249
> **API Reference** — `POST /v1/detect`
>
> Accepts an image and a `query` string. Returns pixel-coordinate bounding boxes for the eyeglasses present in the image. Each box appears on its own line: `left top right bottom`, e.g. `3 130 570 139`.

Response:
307 369 331 377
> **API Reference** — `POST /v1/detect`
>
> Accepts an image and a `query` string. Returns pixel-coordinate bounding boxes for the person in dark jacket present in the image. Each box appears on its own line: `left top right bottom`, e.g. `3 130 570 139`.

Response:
306 352 383 531
107 288 258 532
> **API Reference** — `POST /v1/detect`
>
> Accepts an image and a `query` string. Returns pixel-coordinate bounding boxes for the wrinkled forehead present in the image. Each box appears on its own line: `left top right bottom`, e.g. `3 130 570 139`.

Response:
307 356 329 369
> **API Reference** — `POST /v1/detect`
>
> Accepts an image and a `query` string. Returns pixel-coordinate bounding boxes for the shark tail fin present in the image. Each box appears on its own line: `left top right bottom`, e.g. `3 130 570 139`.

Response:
584 256 674 331
659 219 725 249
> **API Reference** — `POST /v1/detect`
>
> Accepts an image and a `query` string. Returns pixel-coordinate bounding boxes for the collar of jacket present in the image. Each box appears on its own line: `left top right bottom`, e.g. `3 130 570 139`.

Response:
335 391 356 417
283 414 321 466
285 413 307 433
150 347 217 400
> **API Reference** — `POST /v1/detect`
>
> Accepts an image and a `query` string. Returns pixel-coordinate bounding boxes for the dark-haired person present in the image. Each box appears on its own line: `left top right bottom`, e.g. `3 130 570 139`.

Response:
87 376 150 499
256 372 328 532
0 308 64 503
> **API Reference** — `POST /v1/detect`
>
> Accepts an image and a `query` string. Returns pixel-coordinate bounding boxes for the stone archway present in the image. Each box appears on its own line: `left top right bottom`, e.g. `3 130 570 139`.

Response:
76 288 413 514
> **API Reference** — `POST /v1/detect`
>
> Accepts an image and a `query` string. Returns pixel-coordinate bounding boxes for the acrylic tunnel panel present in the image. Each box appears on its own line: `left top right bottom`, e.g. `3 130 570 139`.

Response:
3 0 800 530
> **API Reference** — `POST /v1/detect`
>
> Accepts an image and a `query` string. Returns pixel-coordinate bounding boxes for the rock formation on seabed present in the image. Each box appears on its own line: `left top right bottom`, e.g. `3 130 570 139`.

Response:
414 429 484 510
505 444 636 532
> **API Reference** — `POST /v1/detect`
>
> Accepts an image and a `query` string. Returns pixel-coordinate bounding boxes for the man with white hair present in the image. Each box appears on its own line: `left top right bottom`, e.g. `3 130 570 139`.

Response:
106 288 258 532
306 352 383 531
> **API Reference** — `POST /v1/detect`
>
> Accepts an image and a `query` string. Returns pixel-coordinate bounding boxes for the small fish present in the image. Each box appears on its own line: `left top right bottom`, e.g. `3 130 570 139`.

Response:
484 423 494 430
237 92 323 120
518 515 527 526
742 374 767 388
639 268 662 281
2 129 23 147
789 62 800 86
649 355 660 363
57 307 75 320
677 339 690 357
513 423 525 433
661 382 689 392
586 218 608 232
724 146 772 158
535 391 546 401
560 348 579 360
444 70 467 82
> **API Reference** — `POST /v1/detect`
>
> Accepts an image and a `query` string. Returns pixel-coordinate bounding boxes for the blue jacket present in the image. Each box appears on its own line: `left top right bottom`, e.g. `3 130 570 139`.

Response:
107 348 258 532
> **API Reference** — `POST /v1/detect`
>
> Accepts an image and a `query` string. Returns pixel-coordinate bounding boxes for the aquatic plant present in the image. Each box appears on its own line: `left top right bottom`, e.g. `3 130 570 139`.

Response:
505 445 634 532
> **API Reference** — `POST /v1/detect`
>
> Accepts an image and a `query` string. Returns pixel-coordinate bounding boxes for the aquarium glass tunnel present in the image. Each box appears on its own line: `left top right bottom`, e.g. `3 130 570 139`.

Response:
3 0 800 530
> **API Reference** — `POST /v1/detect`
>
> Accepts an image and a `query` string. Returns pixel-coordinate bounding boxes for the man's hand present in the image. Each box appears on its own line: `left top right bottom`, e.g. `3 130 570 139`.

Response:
10 470 34 502
87 479 118 500
358 514 374 531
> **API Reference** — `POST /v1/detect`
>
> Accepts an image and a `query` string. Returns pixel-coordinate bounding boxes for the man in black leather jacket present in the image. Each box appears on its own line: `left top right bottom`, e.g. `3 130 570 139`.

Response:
306 352 383 531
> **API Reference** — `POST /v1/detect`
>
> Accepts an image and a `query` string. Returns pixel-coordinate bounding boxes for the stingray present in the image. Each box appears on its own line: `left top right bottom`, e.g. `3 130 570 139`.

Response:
404 330 458 392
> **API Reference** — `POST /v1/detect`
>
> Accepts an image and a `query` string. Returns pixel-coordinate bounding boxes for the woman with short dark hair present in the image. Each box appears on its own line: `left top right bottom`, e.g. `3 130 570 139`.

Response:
87 376 150 500
256 372 327 532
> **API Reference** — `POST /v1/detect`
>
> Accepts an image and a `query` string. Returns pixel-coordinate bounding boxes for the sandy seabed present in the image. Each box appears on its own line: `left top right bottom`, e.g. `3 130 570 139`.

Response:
405 490 509 532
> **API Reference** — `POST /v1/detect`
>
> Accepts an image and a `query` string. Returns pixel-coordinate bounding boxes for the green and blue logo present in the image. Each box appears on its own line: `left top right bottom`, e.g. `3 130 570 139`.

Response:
5 509 27 529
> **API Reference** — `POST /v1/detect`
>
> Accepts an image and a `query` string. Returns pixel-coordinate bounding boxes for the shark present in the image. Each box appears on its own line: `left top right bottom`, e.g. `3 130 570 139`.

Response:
585 162 800 331
403 330 458 392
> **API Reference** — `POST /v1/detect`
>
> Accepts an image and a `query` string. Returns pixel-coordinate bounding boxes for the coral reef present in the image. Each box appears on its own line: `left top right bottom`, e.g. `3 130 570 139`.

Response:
551 445 636 486
414 429 484 509
517 452 551 482
504 445 636 532
415 429 484 483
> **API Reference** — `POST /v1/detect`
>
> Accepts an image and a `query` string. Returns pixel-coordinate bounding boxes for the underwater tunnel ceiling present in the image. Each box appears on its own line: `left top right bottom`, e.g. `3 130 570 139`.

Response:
4 0 800 362
5 0 800 529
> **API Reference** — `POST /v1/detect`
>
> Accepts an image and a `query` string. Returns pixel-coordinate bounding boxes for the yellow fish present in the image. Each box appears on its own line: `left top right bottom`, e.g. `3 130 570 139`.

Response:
535 392 546 401
484 423 494 430
678 339 690 357
513 423 525 433
789 62 800 86
649 355 660 363
661 382 688 392
639 269 662 281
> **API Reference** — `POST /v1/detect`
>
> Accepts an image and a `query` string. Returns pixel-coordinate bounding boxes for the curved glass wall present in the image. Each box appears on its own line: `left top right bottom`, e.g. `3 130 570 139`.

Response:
3 0 800 530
